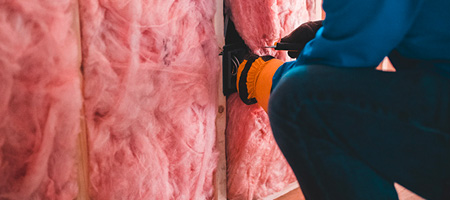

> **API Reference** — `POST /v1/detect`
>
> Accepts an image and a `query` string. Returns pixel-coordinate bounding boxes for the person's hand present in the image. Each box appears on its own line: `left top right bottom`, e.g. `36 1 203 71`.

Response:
236 54 274 105
281 20 323 58
236 54 284 111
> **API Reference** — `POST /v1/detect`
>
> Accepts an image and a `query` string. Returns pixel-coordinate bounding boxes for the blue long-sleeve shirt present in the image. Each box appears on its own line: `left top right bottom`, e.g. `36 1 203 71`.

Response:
273 0 450 86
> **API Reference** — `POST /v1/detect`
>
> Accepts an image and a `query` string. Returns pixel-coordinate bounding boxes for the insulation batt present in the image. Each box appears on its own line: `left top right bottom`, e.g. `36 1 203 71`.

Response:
225 0 320 199
0 1 81 199
226 95 297 199
226 0 319 59
79 0 220 199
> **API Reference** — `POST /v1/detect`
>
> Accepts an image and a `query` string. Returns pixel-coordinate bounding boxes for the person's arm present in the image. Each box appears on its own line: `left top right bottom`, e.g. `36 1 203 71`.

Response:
235 21 321 112
236 0 425 111
298 0 425 67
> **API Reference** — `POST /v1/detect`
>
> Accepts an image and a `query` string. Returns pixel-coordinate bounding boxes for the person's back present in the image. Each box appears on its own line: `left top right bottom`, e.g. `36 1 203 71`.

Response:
386 0 450 75
296 0 450 71
396 0 450 63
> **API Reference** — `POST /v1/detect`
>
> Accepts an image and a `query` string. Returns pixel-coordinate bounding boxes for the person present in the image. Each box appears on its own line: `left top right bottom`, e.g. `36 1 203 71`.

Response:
236 0 450 199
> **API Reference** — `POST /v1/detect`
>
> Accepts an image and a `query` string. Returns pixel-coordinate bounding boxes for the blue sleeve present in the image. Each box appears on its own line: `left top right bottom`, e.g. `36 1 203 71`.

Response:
297 0 425 67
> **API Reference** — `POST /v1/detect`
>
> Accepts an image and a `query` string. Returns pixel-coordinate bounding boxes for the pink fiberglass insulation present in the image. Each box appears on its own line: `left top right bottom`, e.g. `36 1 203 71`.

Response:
226 0 320 60
0 1 81 199
226 95 297 199
79 0 219 199
395 184 425 200
226 0 321 199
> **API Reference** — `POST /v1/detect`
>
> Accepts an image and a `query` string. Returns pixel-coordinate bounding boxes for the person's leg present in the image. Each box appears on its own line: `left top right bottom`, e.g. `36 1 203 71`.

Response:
268 65 450 200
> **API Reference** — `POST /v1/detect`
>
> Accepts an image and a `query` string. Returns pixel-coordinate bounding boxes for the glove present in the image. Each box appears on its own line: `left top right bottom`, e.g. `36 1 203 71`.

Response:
236 54 284 112
281 20 323 58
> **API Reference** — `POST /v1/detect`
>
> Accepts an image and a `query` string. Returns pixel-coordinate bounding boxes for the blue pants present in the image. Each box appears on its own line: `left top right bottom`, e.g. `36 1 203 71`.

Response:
268 64 450 200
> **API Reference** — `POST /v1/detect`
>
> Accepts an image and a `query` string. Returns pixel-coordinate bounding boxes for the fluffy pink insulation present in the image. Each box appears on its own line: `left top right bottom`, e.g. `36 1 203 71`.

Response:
226 95 297 199
226 0 320 59
79 0 220 199
0 1 82 199
225 0 321 199
396 184 425 200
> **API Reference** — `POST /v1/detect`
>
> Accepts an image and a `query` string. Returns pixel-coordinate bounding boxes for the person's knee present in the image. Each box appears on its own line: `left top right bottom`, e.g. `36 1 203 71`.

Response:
269 65 310 114
268 66 312 146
